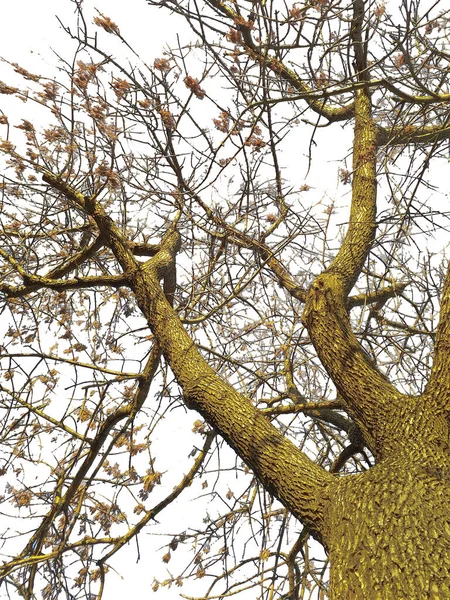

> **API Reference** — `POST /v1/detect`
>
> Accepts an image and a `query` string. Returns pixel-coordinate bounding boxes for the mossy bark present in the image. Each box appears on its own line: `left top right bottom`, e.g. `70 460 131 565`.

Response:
303 265 450 597
326 449 450 599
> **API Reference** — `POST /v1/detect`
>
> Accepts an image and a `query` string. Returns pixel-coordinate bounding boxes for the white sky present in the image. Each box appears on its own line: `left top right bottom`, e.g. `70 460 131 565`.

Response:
0 1 177 65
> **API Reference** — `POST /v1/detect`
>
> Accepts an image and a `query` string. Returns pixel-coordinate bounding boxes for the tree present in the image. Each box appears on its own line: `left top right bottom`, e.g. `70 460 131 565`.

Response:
1 0 450 597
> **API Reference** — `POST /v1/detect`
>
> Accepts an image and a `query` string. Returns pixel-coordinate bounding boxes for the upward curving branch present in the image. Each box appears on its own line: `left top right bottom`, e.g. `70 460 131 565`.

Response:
425 260 450 410
302 2 405 458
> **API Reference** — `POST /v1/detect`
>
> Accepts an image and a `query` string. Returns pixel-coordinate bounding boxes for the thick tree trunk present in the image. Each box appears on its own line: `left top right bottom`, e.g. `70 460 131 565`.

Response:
326 442 450 598
304 273 450 597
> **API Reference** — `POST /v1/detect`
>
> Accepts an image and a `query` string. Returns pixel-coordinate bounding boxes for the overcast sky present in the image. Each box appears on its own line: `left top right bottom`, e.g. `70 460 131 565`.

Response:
0 1 179 67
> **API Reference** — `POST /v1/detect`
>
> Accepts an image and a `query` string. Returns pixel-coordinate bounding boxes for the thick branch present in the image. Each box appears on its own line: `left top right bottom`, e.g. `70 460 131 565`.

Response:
129 241 160 256
347 282 407 308
325 87 377 294
300 3 390 453
1 274 127 298
302 273 405 458
41 173 334 539
377 122 450 147
426 259 450 410
131 260 333 537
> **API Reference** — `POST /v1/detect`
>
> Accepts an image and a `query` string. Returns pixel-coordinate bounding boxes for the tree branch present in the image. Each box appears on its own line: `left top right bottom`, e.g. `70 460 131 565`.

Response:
42 174 335 540
302 272 405 458
1 273 127 298
425 259 450 409
202 0 354 123
301 3 404 457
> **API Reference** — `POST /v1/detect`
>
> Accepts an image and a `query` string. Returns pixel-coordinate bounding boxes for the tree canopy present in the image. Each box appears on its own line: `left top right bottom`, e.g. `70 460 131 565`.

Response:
1 0 450 598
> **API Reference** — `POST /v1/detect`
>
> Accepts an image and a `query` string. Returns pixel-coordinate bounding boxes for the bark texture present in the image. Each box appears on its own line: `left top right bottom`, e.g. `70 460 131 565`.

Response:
326 450 450 599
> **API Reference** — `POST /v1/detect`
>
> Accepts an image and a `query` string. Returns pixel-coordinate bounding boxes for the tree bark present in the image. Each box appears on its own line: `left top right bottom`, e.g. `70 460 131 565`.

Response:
325 448 450 599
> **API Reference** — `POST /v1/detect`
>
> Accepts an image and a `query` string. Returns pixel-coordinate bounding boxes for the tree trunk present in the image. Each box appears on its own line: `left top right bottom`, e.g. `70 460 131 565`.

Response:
326 435 450 598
